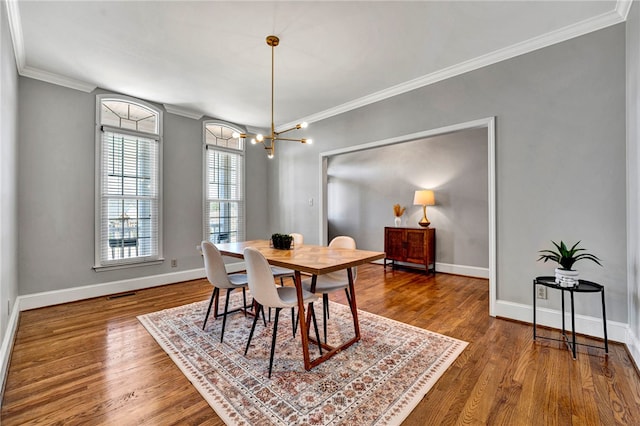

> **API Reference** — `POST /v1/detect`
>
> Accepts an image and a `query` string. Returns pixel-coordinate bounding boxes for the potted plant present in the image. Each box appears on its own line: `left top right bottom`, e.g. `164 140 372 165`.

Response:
393 204 406 227
271 233 293 250
537 240 602 287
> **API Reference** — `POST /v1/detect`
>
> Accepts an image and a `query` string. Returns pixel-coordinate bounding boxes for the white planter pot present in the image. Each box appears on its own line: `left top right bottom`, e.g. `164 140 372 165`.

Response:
394 217 402 227
555 268 579 287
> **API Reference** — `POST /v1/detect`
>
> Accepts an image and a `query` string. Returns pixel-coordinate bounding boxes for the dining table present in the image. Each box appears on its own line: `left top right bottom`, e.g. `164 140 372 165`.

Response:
215 239 385 370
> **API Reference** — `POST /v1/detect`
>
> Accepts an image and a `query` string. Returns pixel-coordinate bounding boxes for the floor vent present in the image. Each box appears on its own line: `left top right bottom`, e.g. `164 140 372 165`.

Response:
107 292 137 300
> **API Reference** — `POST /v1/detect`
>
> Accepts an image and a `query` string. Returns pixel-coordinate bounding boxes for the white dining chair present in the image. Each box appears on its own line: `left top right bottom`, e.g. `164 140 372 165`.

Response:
302 236 357 343
201 241 249 343
243 247 322 378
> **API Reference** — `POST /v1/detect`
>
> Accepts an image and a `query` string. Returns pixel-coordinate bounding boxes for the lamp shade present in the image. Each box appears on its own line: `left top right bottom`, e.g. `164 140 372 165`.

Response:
413 190 435 206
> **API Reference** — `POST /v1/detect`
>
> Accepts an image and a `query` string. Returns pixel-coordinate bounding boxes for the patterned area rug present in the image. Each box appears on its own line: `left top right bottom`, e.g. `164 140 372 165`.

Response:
138 294 467 425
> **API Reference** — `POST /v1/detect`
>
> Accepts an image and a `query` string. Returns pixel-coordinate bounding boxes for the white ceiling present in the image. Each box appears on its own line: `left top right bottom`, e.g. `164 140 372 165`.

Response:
7 1 628 130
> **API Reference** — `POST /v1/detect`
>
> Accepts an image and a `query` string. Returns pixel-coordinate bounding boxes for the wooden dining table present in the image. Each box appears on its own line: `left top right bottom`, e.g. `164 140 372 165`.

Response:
215 239 385 370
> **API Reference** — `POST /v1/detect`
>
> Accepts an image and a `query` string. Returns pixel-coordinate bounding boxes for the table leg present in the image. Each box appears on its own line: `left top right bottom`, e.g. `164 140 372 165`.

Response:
570 290 576 359
533 280 537 340
347 268 360 340
561 290 566 336
294 270 312 370
601 288 609 354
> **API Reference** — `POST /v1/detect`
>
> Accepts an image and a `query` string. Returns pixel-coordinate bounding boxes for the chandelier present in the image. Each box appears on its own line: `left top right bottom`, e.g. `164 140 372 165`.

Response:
232 35 312 159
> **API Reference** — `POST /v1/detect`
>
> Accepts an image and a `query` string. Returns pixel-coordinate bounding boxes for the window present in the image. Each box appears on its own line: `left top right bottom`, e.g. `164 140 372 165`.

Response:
95 95 162 269
204 122 245 244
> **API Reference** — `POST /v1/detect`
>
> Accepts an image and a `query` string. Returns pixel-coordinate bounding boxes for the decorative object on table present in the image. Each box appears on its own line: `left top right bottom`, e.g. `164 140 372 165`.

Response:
537 240 602 287
413 189 435 227
271 233 293 250
231 35 312 159
393 203 406 227
138 294 467 426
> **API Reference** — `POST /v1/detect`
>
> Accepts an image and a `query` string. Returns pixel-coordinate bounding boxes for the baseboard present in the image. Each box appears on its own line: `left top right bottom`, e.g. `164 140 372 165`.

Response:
18 268 200 311
494 299 628 343
0 299 21 402
627 327 640 371
433 262 489 279
372 259 489 279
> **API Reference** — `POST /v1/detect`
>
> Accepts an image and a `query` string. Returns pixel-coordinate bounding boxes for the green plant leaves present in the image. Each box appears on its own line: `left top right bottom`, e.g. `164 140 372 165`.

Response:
537 240 602 270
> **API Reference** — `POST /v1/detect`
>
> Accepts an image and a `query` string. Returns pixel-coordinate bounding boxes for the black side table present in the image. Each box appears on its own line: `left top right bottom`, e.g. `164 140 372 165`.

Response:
533 276 608 359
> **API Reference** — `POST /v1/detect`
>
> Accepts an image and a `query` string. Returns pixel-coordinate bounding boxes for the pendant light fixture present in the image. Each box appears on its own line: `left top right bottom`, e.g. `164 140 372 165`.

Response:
232 35 312 159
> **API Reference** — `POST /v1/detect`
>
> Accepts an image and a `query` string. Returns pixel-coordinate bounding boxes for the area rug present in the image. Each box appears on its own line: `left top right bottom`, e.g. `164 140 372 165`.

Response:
138 293 467 425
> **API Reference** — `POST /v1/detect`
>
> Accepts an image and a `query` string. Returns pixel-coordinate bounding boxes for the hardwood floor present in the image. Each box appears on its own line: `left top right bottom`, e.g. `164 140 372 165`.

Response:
2 264 639 425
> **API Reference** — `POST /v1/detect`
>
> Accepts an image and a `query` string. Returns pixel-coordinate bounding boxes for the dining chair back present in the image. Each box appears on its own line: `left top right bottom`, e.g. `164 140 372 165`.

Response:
202 240 238 288
244 247 286 308
290 232 304 246
326 236 357 281
200 241 248 342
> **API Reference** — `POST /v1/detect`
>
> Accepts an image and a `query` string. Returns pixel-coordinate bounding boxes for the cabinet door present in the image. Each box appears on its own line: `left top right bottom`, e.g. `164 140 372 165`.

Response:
385 228 405 260
405 229 427 264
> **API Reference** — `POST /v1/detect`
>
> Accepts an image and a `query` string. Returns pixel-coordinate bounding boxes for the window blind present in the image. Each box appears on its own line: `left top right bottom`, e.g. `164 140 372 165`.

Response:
205 146 244 243
99 130 160 264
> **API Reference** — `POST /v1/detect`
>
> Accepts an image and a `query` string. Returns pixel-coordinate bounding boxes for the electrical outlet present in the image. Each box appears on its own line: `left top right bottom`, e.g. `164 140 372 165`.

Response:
171 259 178 268
536 286 547 300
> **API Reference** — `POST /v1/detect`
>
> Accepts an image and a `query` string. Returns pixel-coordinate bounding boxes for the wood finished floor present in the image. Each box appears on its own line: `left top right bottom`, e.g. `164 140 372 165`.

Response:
2 264 639 425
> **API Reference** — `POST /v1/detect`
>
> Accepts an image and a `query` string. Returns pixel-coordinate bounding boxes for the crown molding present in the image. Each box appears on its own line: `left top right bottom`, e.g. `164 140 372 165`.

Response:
20 65 97 92
5 0 25 70
163 104 204 120
281 4 629 130
616 0 633 20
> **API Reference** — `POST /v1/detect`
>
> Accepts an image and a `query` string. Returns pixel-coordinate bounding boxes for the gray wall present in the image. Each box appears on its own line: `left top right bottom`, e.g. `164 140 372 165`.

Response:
627 0 640 362
17 80 268 295
0 0 19 341
269 25 627 322
326 128 488 268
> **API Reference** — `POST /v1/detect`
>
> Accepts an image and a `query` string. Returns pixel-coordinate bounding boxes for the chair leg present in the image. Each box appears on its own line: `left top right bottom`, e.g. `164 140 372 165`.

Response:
324 293 330 319
245 304 263 355
202 287 219 330
268 308 282 378
308 302 322 356
242 288 247 317
214 287 220 318
220 288 233 343
291 307 296 337
322 293 329 343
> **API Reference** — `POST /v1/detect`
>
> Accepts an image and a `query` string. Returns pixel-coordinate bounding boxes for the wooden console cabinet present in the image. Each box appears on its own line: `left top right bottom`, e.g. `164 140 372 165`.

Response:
384 227 436 274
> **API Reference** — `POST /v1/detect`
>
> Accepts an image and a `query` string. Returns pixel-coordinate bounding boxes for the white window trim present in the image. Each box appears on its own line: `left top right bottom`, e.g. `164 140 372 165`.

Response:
202 120 246 244
94 94 164 271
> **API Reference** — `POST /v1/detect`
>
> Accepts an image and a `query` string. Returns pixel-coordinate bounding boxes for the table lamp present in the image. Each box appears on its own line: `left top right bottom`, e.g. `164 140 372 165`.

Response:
413 190 435 227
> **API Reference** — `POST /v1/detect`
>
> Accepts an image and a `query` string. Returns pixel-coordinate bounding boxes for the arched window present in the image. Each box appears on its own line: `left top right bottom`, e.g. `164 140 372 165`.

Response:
203 122 245 243
95 95 162 269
